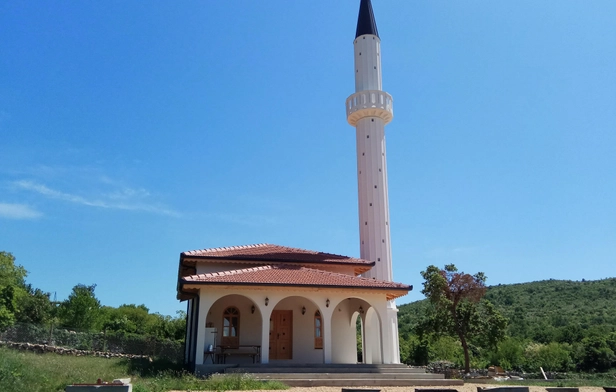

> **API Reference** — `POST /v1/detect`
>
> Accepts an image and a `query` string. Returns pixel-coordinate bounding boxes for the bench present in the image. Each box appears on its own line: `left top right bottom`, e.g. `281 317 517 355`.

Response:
217 345 260 364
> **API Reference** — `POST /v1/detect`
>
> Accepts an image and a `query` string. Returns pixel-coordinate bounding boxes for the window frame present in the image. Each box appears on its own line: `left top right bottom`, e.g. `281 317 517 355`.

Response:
222 306 240 347
314 310 323 349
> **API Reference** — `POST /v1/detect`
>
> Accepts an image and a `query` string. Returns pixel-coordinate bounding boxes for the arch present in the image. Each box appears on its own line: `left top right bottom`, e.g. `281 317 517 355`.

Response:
330 297 383 364
268 295 325 364
363 305 383 364
204 294 263 364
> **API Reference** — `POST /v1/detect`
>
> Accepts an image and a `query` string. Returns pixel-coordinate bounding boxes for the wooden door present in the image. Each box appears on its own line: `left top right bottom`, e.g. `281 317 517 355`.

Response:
269 310 292 360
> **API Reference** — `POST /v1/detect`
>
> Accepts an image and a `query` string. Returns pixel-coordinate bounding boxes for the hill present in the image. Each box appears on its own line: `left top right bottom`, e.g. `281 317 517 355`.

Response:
398 277 616 343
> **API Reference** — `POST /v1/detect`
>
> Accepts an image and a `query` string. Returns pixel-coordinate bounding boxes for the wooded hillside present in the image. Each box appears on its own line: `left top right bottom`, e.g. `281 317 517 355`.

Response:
397 277 616 371
399 278 616 341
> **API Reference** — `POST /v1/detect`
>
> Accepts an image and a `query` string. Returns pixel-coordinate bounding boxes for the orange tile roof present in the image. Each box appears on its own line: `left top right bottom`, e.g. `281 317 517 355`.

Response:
180 264 411 299
181 243 374 267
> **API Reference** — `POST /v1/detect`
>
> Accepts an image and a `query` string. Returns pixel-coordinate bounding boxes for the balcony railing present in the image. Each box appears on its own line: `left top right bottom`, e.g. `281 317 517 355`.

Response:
346 90 393 126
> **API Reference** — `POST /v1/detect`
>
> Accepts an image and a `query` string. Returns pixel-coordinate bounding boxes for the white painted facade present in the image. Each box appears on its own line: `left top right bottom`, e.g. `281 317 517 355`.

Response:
183 283 397 367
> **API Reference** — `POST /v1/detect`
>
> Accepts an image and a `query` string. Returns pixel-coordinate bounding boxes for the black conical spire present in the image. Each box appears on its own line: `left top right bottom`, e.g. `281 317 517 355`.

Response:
355 0 379 38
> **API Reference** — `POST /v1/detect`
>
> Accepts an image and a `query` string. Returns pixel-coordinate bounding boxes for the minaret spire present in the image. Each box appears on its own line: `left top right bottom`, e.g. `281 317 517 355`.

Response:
346 0 401 364
355 0 379 38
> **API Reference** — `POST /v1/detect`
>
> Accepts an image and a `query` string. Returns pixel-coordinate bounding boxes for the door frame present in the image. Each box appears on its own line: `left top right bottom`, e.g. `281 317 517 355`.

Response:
269 309 293 360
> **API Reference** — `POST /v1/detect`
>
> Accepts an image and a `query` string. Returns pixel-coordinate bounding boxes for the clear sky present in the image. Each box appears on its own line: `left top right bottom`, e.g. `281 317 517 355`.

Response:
1 1 614 317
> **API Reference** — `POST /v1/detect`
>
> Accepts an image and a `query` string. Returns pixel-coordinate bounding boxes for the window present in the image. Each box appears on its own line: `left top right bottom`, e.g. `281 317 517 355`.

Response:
222 306 240 347
314 311 323 349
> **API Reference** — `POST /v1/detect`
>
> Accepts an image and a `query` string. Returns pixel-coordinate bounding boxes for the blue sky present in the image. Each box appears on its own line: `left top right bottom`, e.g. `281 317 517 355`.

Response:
1 1 614 317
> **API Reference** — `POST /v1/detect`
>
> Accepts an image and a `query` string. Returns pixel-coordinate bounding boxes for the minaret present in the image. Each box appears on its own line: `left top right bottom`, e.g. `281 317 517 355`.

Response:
346 0 400 363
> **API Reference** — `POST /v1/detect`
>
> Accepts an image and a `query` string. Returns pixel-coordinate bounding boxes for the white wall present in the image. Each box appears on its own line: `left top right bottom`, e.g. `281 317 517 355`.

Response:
186 285 391 365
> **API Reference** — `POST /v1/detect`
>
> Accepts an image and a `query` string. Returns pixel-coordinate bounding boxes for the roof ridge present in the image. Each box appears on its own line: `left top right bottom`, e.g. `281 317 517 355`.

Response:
183 243 365 260
183 243 271 255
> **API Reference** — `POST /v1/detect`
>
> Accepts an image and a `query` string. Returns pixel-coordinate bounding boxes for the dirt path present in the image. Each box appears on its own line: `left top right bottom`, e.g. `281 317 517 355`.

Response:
211 385 607 392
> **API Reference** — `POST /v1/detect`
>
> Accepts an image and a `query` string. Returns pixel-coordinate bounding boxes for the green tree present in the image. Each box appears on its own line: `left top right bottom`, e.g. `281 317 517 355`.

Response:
420 264 507 373
101 304 152 335
146 311 186 340
579 335 616 372
0 252 26 288
0 252 28 329
0 285 17 329
58 284 101 331
16 285 54 324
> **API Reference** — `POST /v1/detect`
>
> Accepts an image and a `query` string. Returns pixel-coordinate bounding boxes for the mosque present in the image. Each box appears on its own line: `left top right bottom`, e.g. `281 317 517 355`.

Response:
176 0 412 370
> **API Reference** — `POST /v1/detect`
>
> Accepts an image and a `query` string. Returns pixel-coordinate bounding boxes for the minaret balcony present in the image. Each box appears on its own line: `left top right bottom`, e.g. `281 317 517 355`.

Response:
346 90 393 126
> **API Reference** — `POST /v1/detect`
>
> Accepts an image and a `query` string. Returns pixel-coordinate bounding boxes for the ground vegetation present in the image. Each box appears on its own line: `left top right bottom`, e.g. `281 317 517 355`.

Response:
0 346 287 392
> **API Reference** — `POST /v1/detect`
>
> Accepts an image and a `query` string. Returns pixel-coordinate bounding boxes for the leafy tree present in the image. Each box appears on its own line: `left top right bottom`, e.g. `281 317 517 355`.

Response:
16 285 54 324
0 252 28 329
146 311 186 341
420 264 507 373
0 285 17 329
0 252 26 288
101 304 152 335
58 284 101 331
579 335 616 372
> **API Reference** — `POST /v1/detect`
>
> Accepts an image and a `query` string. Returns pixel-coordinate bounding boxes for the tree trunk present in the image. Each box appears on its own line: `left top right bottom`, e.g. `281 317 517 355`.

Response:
451 306 471 374
459 333 471 374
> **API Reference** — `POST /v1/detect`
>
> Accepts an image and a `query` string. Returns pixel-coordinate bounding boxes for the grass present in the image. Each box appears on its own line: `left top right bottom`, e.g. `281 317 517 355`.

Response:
496 380 615 387
497 374 616 387
0 347 288 392
478 371 616 387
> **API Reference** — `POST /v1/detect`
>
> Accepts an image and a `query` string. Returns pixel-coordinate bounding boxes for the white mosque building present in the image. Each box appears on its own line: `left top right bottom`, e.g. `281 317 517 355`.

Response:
177 0 411 370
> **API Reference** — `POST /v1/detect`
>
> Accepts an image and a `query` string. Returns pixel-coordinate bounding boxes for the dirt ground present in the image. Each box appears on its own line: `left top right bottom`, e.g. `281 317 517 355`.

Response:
214 385 607 392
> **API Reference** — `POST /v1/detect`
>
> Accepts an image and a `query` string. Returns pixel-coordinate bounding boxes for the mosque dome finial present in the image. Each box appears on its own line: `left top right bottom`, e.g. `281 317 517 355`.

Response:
355 0 379 39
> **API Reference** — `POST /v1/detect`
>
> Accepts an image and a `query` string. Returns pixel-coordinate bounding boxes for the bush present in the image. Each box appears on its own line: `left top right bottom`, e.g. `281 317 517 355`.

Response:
523 342 573 372
430 336 464 366
486 337 525 370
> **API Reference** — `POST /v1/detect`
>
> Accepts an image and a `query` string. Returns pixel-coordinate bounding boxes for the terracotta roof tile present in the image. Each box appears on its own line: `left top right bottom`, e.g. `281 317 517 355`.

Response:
181 243 373 266
181 264 410 298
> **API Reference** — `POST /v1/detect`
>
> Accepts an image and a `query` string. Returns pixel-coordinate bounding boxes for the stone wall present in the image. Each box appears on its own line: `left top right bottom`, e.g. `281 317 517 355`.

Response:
0 340 151 360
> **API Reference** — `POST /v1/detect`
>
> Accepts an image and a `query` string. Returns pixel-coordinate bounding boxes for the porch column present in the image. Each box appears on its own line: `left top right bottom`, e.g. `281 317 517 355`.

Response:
184 299 196 364
322 306 334 364
195 291 215 366
259 305 272 364
381 301 400 364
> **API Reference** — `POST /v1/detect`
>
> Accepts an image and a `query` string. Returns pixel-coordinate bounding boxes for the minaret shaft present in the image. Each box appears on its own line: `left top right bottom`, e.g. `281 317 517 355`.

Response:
356 116 392 282
352 32 392 282
354 35 382 92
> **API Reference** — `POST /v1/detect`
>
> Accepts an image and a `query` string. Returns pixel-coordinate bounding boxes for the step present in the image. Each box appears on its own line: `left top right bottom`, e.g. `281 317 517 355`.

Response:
233 363 412 369
273 378 464 387
251 373 445 380
229 366 428 374
228 364 427 373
